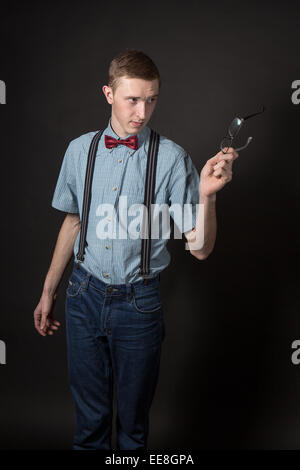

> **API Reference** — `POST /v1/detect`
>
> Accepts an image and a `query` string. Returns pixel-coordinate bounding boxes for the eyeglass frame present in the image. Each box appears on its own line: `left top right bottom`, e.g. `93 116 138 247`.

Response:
220 106 266 154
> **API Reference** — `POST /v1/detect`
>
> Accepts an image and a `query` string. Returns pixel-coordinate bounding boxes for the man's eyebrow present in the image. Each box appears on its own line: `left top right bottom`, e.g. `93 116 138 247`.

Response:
125 94 159 99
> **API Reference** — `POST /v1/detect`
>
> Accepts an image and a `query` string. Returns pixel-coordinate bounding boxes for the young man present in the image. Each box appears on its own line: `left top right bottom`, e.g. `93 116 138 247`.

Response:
33 50 238 450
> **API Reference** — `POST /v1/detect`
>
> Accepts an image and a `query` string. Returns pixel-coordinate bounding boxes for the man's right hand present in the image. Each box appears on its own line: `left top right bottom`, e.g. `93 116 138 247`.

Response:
34 293 61 337
33 213 80 337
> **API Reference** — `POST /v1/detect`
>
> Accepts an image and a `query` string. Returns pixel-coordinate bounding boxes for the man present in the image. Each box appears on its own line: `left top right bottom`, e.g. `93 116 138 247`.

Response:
33 49 238 450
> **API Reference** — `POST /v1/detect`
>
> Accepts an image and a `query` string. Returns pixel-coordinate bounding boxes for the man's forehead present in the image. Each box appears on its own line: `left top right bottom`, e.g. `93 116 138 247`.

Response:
117 76 159 96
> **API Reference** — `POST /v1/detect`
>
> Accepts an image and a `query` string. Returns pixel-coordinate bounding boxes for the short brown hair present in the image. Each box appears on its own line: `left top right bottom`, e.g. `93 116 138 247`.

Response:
107 49 161 93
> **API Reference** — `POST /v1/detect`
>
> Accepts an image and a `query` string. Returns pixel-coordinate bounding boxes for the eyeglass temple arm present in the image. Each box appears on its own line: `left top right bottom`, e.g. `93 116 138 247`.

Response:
241 105 266 121
234 136 253 152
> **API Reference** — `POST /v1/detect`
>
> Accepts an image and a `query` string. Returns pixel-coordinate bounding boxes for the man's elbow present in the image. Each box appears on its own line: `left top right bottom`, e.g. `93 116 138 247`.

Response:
190 249 212 260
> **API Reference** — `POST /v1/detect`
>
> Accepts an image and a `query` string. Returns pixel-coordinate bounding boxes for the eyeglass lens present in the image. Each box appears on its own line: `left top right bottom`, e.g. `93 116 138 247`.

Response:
220 106 265 154
228 118 243 138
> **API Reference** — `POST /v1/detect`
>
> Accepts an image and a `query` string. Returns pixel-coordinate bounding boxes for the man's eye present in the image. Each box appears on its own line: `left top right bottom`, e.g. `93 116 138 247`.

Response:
128 98 157 103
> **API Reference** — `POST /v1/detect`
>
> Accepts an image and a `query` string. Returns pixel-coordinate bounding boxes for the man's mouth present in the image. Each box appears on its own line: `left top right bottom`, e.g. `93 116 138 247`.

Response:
131 121 144 127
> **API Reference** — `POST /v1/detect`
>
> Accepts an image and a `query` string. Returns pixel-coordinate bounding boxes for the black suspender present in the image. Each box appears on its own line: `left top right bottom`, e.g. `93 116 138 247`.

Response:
76 129 104 265
139 130 160 280
75 129 160 285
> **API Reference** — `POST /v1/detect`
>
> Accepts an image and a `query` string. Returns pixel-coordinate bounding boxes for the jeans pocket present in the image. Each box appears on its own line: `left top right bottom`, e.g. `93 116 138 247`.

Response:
66 276 83 298
132 287 162 314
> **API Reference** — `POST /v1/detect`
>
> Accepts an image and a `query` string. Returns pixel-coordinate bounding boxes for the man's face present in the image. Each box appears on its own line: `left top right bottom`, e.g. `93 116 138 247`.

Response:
102 76 159 137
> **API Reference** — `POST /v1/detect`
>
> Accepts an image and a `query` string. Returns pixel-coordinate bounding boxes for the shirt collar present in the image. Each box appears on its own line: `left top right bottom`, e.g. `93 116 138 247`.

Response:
103 118 149 151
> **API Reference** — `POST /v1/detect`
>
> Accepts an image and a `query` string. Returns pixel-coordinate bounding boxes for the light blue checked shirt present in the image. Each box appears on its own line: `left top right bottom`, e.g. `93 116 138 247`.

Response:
51 118 200 284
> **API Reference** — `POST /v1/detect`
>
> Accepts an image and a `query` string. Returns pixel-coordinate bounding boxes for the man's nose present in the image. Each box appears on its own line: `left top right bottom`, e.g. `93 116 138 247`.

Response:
136 101 146 119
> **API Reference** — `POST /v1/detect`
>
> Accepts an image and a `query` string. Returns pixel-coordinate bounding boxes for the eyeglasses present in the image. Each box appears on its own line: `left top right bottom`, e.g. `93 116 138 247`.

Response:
220 106 266 154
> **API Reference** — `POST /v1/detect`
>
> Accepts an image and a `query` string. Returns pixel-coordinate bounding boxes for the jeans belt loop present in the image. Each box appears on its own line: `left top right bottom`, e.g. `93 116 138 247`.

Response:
129 283 134 301
85 272 91 290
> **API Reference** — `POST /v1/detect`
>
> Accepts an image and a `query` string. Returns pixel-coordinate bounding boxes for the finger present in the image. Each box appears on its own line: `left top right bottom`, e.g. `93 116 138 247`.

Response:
34 313 41 330
216 153 236 164
207 153 225 165
48 318 60 328
215 172 230 182
218 160 233 172
203 154 235 179
209 147 238 164
222 147 239 159
40 314 48 331
216 173 232 183
208 154 234 169
213 168 232 179
204 158 227 177
213 160 227 170
34 313 46 336
224 170 233 181
35 321 47 336
44 319 52 332
213 168 224 177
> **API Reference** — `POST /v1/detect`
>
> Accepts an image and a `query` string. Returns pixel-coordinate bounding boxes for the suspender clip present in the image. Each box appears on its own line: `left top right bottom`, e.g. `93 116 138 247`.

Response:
76 259 82 269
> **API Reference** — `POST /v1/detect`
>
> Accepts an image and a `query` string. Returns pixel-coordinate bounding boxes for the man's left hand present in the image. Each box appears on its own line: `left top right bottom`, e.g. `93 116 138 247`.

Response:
199 147 239 198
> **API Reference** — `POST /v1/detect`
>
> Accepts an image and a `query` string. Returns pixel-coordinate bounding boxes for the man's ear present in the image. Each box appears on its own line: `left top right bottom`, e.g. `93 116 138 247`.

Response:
102 85 114 105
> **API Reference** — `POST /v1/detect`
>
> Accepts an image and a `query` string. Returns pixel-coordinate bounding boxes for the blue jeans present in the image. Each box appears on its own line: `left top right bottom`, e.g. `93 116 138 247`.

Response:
65 261 165 450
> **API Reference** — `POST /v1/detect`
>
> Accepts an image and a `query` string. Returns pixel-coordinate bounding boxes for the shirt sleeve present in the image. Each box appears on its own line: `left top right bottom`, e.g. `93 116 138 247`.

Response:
168 151 200 234
51 142 79 214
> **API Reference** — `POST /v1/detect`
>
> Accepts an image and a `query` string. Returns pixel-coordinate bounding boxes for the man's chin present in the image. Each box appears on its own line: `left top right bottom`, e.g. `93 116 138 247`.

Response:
129 121 145 132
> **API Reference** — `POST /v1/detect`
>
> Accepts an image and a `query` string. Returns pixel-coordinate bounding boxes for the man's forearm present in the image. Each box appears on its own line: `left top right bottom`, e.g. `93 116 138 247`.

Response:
186 193 217 259
43 214 81 296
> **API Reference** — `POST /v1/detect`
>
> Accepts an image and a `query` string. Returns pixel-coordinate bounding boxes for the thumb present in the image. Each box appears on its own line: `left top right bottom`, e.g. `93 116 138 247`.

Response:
40 313 48 331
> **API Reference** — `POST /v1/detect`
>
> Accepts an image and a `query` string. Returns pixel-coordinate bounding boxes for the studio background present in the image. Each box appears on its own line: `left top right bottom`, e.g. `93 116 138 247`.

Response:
1 0 300 449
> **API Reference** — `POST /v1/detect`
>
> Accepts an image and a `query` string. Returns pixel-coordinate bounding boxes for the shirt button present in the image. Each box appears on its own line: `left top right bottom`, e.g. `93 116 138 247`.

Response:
103 273 109 278
105 245 110 250
117 159 122 163
112 186 117 191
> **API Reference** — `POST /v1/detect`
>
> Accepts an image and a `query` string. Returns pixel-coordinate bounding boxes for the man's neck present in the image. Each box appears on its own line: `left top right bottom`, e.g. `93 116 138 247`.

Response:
110 116 141 139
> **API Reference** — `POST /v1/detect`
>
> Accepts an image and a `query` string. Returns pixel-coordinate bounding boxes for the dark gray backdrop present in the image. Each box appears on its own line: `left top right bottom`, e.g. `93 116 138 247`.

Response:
1 0 300 450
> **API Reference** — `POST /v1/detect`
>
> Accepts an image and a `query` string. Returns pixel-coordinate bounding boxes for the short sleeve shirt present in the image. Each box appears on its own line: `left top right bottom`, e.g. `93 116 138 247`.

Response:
51 118 200 284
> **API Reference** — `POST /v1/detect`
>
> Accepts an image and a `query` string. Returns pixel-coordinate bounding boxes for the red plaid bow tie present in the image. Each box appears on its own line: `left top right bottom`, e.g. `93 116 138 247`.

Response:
104 134 138 151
